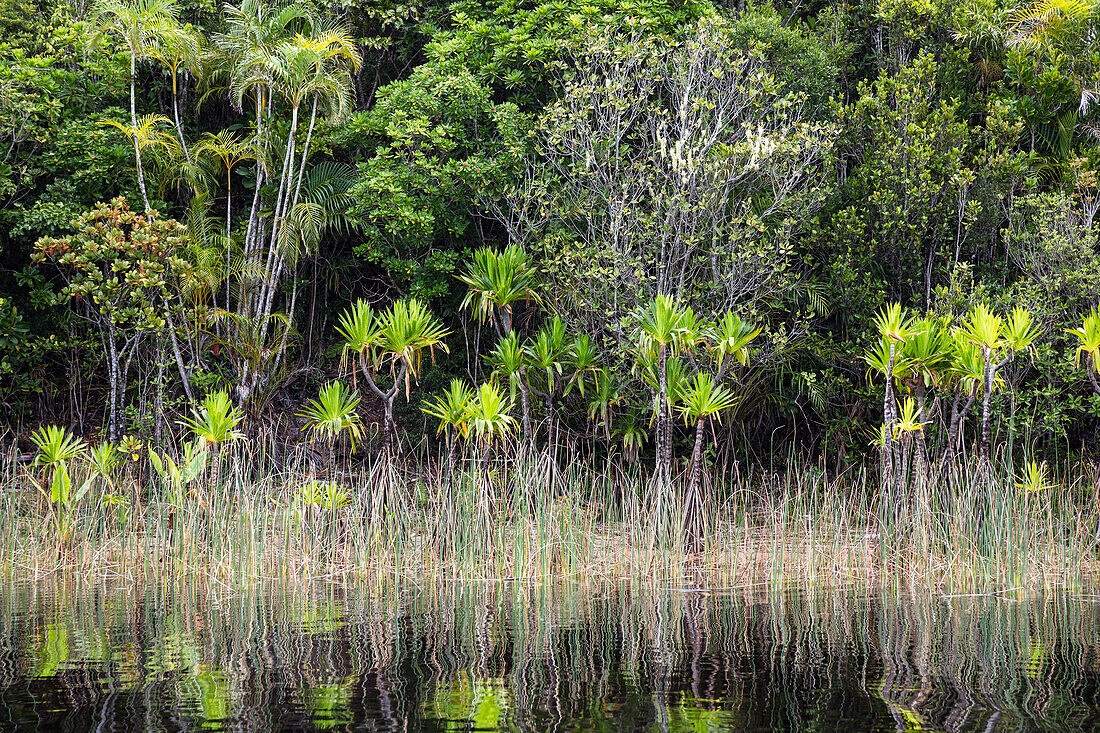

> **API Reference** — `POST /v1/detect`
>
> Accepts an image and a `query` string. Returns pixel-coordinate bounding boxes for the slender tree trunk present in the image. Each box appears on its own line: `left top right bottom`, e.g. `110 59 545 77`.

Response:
544 388 555 453
446 434 457 488
291 98 318 211
107 316 122 442
161 289 195 405
656 344 669 486
683 415 708 552
1087 366 1100 397
518 369 533 446
224 167 233 310
129 55 151 212
383 392 397 458
170 68 190 165
882 342 897 489
980 347 994 471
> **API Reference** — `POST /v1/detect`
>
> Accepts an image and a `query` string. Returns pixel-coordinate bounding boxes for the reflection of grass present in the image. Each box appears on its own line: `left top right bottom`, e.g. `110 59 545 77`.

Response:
9 579 1100 731
304 681 354 729
428 672 509 730
2 438 1099 591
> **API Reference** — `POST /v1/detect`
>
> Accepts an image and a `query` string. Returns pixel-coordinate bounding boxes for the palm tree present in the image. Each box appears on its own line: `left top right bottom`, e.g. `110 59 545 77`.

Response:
337 298 450 457
211 2 361 409
1006 0 1099 169
90 0 183 211
194 130 255 299
145 22 203 164
1007 0 1097 55
458 244 538 338
231 25 360 327
1068 307 1100 395
676 373 740 551
958 304 1039 469
100 114 180 211
633 294 700 486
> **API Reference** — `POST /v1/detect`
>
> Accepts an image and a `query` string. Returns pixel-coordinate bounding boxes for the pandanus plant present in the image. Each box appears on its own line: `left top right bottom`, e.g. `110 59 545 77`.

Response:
29 426 89 539
957 304 1039 468
486 332 533 444
465 382 517 526
421 379 473 485
892 397 930 486
297 380 363 464
524 316 571 450
676 374 741 551
337 298 450 457
633 294 702 487
867 303 918 456
942 333 985 465
458 244 538 337
1067 308 1100 490
178 389 244 494
1067 307 1100 395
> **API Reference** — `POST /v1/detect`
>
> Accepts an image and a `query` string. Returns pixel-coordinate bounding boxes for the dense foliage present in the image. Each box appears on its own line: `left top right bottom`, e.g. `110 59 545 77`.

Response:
3 0 1100 491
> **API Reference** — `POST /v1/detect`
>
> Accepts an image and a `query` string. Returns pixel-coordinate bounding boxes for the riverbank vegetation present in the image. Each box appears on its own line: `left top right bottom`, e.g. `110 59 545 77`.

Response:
2 0 1100 586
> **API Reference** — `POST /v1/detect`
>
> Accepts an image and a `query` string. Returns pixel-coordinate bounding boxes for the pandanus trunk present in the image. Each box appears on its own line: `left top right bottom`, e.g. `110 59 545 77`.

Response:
518 369 533 447
913 385 930 487
979 347 997 472
882 342 898 489
683 415 709 552
382 391 398 457
656 345 670 487
944 391 976 466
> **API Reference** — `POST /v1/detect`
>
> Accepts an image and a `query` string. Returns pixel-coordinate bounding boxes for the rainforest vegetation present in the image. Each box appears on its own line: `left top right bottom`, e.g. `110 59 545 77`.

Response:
2 0 1100 580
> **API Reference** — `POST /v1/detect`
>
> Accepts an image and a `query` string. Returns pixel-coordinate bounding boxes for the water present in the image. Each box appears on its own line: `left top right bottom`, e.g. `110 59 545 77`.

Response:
2 580 1100 731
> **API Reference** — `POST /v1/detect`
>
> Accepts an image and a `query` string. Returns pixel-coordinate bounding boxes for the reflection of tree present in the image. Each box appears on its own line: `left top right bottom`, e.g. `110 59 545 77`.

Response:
5 581 1100 730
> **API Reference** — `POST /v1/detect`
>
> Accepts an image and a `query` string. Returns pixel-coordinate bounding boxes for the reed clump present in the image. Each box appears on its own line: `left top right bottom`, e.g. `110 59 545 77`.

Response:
3 429 1098 591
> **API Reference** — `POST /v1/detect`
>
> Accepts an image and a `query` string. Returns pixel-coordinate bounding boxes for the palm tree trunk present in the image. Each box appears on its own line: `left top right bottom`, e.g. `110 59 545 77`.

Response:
129 55 151 212
224 167 233 311
170 68 191 165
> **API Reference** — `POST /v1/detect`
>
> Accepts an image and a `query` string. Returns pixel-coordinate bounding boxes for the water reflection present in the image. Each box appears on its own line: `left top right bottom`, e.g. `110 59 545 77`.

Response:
1 580 1099 731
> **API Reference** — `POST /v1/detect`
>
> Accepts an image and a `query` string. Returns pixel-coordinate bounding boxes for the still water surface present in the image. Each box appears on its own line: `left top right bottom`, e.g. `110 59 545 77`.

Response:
1 580 1100 731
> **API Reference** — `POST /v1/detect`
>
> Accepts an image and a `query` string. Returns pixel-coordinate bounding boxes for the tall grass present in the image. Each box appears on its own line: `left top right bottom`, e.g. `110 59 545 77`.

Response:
2 436 1098 590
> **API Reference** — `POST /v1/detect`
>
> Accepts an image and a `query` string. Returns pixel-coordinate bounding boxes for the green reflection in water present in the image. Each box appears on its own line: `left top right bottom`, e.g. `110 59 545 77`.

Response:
1 580 1100 731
